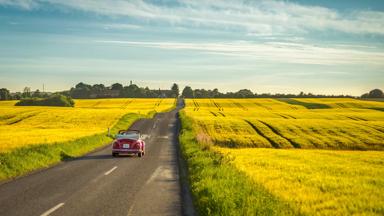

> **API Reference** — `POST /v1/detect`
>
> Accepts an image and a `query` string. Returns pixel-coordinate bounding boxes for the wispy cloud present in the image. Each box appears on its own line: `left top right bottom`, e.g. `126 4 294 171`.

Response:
102 23 142 30
95 40 384 66
1 0 384 36
0 0 38 10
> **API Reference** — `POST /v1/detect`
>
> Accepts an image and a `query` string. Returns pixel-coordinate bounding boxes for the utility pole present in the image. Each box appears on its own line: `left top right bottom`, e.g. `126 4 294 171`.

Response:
43 84 45 93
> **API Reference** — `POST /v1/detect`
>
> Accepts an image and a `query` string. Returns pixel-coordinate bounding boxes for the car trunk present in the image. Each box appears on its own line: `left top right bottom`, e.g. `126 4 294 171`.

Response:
114 139 140 149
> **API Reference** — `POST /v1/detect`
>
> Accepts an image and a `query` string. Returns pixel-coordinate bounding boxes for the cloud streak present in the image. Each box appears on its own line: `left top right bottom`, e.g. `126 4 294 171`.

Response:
1 0 384 36
0 0 38 10
95 40 384 66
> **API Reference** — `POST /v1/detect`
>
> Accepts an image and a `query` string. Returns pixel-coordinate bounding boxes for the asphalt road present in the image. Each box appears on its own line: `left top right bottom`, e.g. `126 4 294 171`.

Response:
0 103 187 216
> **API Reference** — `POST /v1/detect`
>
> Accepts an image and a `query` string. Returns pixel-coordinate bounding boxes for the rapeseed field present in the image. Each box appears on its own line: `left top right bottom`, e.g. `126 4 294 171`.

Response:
184 98 384 150
217 147 384 215
182 98 384 215
0 98 175 152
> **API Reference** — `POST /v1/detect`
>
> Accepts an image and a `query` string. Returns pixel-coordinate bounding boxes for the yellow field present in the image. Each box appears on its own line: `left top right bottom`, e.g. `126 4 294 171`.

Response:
184 98 384 215
0 98 175 152
185 98 384 150
296 98 384 109
217 147 384 215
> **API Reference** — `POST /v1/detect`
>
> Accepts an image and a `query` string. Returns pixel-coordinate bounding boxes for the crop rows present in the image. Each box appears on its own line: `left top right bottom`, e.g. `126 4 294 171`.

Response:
184 98 384 150
182 98 384 215
217 147 384 215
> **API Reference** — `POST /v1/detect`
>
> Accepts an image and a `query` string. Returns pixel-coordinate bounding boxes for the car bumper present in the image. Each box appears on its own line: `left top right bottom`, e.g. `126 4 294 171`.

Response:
112 148 142 154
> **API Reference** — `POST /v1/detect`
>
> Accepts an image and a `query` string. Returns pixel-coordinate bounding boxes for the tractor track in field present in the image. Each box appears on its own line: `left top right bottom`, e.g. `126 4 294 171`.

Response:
259 120 300 148
244 120 280 149
122 99 134 109
257 120 301 148
245 119 300 149
6 111 42 125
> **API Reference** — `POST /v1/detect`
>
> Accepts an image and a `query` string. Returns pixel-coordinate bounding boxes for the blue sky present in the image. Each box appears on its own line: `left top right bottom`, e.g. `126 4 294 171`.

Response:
0 0 383 95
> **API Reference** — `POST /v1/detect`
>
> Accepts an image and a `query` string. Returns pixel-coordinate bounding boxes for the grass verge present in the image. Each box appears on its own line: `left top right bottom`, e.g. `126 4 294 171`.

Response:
178 111 296 215
0 113 142 182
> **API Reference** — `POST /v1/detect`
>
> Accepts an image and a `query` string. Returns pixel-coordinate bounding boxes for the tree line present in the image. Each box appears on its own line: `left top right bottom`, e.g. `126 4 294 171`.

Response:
61 82 179 99
180 86 363 98
1 83 383 100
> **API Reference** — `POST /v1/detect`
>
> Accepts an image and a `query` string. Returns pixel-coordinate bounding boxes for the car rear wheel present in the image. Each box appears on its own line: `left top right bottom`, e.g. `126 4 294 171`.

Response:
138 152 143 157
112 153 118 157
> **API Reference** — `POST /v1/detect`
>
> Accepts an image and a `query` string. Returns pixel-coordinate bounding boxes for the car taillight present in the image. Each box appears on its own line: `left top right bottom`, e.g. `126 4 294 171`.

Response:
113 141 119 148
135 141 141 149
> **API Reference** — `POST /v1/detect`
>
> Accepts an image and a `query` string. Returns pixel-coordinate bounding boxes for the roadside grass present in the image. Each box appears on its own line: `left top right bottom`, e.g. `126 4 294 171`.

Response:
0 113 141 181
276 98 331 109
179 111 296 216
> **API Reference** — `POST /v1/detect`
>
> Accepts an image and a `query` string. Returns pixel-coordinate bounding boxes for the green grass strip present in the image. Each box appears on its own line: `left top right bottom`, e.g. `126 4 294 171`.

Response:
178 111 297 215
0 113 142 181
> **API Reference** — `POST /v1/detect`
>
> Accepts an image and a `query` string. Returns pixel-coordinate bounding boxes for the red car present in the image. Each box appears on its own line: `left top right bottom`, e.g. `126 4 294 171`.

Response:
112 130 145 157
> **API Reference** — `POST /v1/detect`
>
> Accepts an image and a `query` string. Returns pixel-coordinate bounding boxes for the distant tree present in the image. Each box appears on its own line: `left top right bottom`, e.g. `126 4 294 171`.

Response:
143 87 151 98
70 82 92 98
171 83 179 98
212 88 220 98
236 89 254 98
368 89 384 98
182 86 194 98
22 87 31 98
13 92 22 100
111 83 123 91
121 84 142 97
361 93 369 98
91 84 107 96
75 82 91 89
32 89 41 98
0 88 11 100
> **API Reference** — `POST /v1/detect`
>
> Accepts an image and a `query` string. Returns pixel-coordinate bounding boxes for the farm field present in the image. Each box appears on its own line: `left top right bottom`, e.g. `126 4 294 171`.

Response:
181 98 384 215
284 98 384 111
185 98 384 150
217 148 384 215
0 98 175 152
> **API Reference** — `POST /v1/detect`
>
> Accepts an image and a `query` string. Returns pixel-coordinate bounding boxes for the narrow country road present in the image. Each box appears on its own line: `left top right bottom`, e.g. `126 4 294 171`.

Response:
0 102 186 216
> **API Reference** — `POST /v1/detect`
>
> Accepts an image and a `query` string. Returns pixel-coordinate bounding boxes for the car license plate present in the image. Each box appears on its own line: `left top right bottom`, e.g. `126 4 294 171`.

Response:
123 144 130 149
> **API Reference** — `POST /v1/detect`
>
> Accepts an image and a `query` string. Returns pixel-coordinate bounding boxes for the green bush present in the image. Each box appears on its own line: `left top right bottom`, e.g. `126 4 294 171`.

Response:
15 94 75 107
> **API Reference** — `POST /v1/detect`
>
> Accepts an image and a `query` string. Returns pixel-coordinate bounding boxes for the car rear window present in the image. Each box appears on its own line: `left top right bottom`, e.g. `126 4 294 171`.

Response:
116 133 139 140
